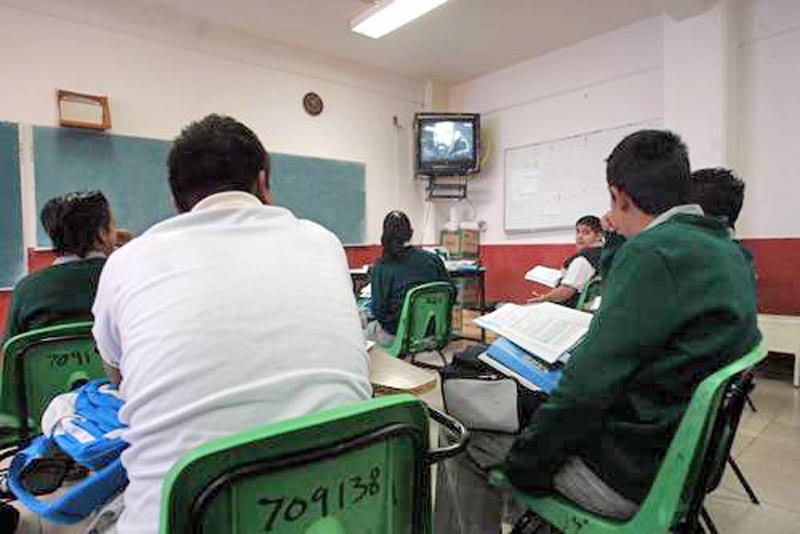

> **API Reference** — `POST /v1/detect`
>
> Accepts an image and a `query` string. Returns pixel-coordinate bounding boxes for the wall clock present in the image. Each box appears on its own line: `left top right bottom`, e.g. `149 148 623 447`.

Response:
303 92 324 116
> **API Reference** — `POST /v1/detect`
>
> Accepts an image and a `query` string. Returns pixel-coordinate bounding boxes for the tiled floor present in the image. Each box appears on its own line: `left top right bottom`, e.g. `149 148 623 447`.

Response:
13 351 800 533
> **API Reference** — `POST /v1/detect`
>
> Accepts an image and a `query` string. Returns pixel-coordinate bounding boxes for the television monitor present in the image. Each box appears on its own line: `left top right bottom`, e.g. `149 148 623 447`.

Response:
414 113 480 176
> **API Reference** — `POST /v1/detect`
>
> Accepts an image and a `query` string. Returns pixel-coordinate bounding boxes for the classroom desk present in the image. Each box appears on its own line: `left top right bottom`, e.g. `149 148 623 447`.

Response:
449 267 487 343
368 344 437 395
350 266 488 343
758 314 800 387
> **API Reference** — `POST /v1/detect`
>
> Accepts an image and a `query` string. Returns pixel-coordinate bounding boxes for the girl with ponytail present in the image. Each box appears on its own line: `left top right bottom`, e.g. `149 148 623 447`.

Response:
366 211 449 345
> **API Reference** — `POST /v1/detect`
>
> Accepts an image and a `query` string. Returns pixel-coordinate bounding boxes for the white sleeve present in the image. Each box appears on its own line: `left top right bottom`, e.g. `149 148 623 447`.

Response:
92 261 123 368
560 256 596 292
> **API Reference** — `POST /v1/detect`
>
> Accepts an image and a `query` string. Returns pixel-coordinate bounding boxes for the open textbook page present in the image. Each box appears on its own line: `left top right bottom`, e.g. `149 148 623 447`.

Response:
474 302 592 364
524 266 562 288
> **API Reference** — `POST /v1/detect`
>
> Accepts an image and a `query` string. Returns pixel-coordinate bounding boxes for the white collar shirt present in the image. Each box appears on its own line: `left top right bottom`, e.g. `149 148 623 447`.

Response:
92 191 371 534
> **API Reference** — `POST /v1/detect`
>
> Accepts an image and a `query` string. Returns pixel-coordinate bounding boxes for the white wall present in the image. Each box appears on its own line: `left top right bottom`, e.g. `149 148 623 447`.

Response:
0 4 426 247
737 0 800 238
446 0 800 244
447 18 663 244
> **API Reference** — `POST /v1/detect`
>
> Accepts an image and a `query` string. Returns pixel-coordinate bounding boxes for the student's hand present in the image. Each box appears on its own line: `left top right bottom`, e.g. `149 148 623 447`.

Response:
601 212 616 232
528 291 546 304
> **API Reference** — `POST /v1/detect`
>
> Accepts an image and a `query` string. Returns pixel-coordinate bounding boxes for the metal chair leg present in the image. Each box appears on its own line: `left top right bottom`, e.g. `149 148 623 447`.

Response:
700 506 719 534
728 457 760 504
511 511 542 534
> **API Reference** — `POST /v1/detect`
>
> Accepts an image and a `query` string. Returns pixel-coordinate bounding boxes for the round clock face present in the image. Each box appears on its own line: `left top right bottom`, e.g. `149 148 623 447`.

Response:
303 92 324 116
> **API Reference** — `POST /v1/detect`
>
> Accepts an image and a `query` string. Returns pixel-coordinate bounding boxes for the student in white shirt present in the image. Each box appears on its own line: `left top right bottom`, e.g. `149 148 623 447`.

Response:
90 114 372 534
529 215 604 308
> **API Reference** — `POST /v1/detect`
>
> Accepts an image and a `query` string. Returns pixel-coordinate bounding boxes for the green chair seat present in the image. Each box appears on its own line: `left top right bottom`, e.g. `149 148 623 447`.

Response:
382 282 456 367
160 394 469 534
0 322 104 445
497 344 767 534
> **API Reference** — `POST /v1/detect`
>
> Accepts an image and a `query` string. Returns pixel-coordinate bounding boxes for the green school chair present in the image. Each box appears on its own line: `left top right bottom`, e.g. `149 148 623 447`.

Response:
160 394 469 534
575 277 602 312
494 344 767 534
382 282 456 368
0 322 104 446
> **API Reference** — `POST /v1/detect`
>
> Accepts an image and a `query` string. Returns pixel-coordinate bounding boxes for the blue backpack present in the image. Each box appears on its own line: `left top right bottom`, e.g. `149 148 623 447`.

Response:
7 380 128 524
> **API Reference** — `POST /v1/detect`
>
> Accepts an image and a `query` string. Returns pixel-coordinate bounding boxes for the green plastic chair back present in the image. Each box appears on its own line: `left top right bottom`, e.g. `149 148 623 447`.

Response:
507 344 767 534
160 394 433 534
0 321 104 443
383 282 456 359
575 277 602 311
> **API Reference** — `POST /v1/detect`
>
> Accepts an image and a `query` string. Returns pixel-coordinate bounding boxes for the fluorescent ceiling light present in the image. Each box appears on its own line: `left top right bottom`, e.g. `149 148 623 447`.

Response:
350 0 449 39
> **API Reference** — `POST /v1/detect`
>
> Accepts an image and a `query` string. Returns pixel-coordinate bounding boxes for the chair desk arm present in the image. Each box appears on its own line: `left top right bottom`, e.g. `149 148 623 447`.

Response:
425 405 469 464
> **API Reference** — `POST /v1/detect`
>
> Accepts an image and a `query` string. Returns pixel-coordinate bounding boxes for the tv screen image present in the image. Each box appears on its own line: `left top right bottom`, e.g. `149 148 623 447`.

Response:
415 113 480 176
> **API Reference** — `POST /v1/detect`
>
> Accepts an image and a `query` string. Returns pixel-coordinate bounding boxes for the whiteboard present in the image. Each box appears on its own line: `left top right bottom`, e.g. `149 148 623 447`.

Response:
504 119 661 232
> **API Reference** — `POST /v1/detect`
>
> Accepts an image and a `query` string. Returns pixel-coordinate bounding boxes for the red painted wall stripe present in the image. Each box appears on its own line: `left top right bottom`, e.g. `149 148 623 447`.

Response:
1 239 797 335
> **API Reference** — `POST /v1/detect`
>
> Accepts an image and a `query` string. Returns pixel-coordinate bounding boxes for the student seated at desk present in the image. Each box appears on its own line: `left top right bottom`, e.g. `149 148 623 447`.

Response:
691 167 754 266
600 167 752 277
529 215 603 308
366 211 449 345
89 115 371 534
3 191 117 341
435 130 760 533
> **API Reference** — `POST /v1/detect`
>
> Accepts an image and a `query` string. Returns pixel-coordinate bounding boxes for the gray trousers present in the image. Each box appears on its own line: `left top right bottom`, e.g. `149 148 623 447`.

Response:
434 430 638 534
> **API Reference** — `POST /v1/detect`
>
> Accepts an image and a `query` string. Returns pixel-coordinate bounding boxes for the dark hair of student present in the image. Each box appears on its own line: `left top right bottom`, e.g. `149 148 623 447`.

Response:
691 167 745 228
576 215 602 234
606 129 691 215
381 211 413 262
168 114 270 212
40 191 111 258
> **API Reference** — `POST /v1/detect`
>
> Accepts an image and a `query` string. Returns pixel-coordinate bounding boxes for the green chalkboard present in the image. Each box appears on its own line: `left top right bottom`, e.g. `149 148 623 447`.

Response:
271 154 366 245
33 127 365 246
0 122 24 288
33 127 173 247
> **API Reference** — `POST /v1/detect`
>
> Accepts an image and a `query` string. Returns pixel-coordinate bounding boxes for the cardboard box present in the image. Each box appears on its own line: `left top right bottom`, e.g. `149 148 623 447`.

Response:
461 308 483 339
456 279 481 308
451 305 463 333
459 229 480 258
440 229 480 259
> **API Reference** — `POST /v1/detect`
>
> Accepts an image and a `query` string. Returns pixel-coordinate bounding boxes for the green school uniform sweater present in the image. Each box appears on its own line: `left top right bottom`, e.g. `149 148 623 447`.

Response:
3 258 106 342
370 248 450 334
506 214 761 502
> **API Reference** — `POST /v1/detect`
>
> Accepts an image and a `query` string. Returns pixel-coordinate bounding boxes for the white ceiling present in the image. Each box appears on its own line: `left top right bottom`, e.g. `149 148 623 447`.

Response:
152 0 663 83
7 0 664 83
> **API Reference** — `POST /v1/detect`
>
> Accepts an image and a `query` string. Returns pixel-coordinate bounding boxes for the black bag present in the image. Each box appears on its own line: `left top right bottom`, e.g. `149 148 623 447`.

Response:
441 344 544 433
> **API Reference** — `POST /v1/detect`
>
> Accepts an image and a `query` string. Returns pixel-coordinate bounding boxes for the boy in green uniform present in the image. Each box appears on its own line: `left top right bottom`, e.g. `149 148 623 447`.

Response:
506 130 761 515
435 131 760 532
3 191 116 341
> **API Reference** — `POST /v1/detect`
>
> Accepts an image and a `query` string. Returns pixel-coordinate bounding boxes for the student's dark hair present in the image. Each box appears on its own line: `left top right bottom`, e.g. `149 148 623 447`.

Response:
606 129 691 215
576 215 602 234
168 114 270 211
40 191 110 258
691 167 745 228
381 211 413 262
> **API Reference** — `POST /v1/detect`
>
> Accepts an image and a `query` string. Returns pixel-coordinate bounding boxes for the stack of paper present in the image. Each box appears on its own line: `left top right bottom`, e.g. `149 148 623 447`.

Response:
479 337 567 393
359 283 372 299
474 302 592 364
524 265 562 288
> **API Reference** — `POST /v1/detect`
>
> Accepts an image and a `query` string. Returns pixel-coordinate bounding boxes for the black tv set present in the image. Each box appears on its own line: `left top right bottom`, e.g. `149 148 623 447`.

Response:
414 113 480 176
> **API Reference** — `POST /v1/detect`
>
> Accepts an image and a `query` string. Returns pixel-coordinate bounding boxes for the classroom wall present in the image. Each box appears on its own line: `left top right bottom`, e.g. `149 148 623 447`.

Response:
446 6 800 314
0 4 429 333
448 17 664 245
737 0 800 239
0 4 426 247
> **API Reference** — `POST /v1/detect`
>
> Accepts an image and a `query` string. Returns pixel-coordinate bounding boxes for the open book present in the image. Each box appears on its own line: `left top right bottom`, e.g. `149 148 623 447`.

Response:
474 302 592 364
524 265 562 288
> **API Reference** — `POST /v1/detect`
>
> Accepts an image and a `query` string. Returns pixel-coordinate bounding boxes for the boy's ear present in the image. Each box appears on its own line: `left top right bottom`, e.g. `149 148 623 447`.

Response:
256 170 271 205
610 185 633 213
